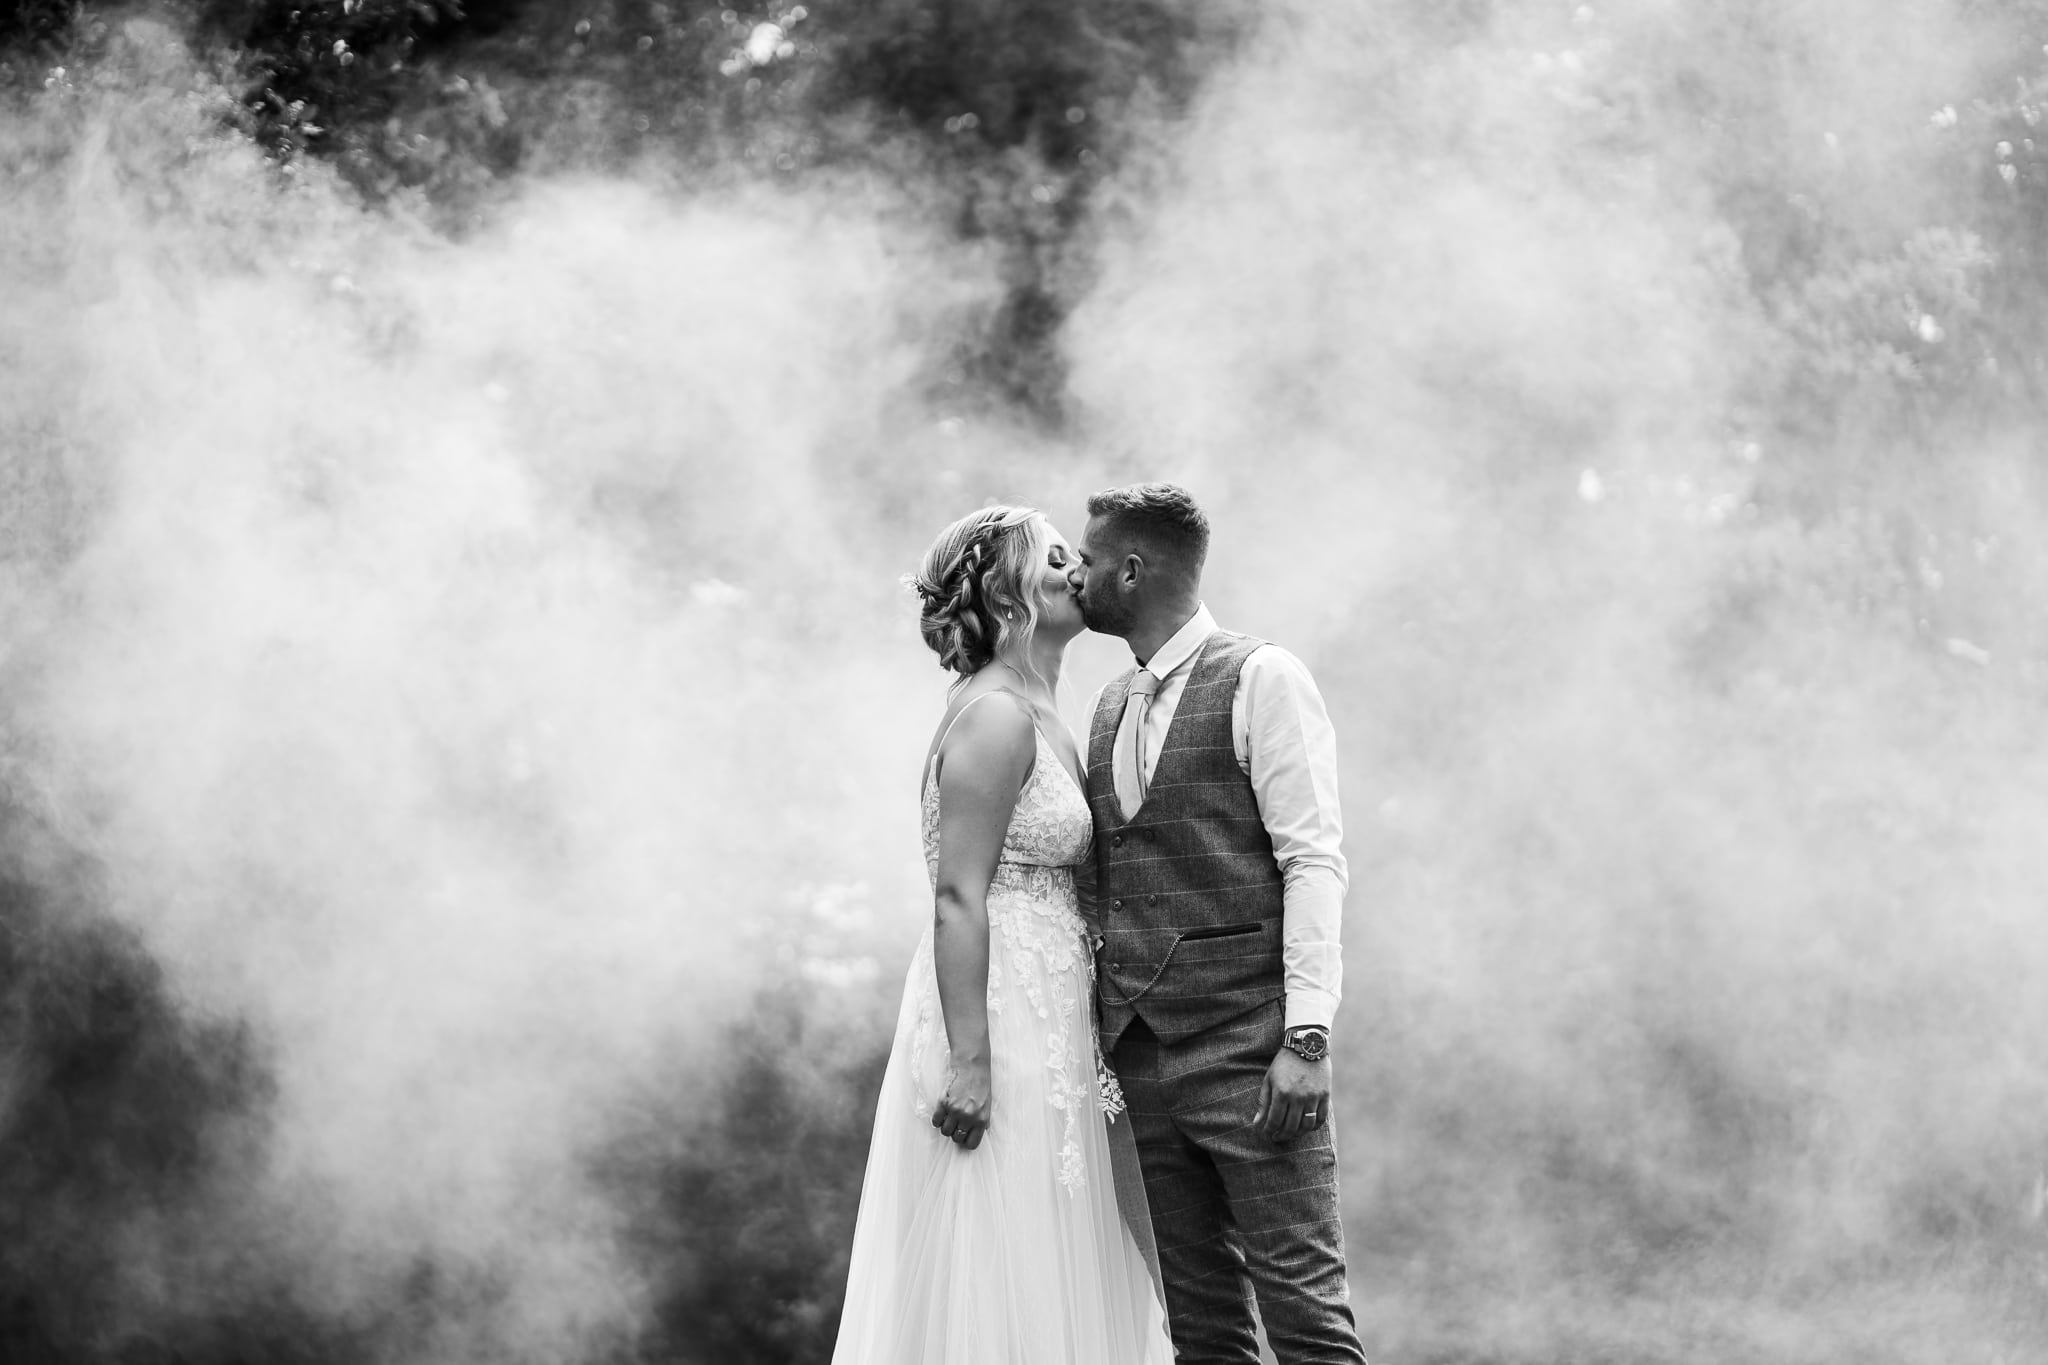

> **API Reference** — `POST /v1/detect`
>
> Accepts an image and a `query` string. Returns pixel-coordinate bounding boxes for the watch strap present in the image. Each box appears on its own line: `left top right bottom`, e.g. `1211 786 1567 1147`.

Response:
1283 1025 1330 1061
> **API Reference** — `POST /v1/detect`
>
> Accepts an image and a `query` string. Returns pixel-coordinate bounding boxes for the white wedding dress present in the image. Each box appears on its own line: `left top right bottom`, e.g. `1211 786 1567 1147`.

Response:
830 701 1173 1365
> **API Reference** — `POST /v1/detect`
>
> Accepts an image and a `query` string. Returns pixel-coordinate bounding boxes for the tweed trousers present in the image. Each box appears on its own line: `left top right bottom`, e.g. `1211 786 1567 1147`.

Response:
1112 1000 1367 1365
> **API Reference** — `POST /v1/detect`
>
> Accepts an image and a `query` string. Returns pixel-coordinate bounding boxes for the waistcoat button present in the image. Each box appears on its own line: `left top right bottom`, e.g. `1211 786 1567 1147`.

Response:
1111 835 1123 849
1112 899 1124 911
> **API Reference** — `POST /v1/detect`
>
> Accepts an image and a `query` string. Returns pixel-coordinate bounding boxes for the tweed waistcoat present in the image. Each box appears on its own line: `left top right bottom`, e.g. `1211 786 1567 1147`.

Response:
1088 630 1286 1047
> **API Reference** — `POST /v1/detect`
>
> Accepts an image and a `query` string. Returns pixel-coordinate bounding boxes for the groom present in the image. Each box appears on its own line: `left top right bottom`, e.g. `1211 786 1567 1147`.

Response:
1069 483 1367 1365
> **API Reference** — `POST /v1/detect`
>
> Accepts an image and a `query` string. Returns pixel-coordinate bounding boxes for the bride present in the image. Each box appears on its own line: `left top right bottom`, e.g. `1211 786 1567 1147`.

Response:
830 504 1173 1365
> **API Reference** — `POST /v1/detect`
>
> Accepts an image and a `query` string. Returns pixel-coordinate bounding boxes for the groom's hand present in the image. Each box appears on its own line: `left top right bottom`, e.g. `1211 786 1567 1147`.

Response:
1254 1050 1332 1144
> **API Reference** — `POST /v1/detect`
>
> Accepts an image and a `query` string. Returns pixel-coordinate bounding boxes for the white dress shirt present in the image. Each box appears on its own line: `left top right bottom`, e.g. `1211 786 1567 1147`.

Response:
1093 604 1347 1031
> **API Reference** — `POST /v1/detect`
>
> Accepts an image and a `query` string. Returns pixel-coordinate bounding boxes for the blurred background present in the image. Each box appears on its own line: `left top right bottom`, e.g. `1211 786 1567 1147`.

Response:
5 0 2048 1361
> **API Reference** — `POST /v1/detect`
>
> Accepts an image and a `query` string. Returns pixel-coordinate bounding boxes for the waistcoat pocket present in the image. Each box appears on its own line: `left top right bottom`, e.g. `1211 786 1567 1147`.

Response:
1178 922 1264 942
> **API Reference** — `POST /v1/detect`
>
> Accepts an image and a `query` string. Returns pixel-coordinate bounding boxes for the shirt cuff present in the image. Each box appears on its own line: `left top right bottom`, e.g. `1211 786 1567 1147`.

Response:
1283 990 1338 1033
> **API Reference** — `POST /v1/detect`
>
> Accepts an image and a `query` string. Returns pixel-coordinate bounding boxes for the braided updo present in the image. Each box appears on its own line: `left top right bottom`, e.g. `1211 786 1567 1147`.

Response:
909 504 1048 676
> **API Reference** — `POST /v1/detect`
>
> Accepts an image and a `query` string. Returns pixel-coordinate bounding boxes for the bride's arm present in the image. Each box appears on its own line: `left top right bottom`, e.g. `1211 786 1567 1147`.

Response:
929 693 1035 1152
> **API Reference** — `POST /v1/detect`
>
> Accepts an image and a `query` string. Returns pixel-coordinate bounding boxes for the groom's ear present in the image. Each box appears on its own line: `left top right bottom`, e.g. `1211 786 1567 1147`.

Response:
1118 552 1145 588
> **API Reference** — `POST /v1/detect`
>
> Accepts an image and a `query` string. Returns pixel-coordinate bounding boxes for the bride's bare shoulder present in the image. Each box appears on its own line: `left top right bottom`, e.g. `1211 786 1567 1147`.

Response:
930 687 1036 787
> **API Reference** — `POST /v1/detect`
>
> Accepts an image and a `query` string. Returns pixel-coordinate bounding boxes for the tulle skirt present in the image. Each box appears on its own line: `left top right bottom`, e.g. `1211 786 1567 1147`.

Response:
830 911 1173 1365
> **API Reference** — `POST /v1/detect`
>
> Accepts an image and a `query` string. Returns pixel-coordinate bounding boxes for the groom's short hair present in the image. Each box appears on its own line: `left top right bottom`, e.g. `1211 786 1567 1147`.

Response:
1086 483 1210 576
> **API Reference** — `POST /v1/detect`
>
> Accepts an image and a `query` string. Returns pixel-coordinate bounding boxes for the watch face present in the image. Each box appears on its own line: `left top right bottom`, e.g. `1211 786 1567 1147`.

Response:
1290 1029 1328 1061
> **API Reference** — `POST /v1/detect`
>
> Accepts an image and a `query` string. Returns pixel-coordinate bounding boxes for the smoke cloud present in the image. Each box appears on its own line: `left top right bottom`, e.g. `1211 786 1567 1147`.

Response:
6 1 2048 1361
1068 0 2048 1358
3 22 984 1358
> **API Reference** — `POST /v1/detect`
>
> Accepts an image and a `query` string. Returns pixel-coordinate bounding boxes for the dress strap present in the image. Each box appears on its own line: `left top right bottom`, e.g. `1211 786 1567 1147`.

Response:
936 687 1029 750
924 688 1040 794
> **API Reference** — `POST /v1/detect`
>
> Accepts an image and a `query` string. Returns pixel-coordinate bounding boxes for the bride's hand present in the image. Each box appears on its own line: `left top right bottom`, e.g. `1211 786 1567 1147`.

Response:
934 1055 993 1150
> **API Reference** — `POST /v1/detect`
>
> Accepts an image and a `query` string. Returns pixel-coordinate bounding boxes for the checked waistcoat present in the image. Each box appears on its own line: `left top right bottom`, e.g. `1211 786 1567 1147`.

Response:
1087 631 1286 1048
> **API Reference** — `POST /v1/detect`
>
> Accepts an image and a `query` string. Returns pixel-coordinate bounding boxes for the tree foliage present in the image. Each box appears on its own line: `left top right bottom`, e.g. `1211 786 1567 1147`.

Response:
0 807 363 1365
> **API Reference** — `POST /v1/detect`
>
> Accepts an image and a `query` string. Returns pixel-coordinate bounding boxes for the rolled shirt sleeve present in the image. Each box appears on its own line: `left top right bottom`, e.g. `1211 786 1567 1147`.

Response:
1233 646 1347 1032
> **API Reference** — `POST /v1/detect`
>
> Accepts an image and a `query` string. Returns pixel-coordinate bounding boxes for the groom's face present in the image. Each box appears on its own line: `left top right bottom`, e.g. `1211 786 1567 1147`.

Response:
1069 515 1137 637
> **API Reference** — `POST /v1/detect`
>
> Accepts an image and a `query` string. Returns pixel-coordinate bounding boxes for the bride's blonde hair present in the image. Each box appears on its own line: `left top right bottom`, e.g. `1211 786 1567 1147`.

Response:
909 505 1049 678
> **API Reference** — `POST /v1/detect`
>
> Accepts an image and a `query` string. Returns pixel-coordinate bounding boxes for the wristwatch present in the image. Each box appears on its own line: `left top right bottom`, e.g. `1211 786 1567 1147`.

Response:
1282 1025 1329 1063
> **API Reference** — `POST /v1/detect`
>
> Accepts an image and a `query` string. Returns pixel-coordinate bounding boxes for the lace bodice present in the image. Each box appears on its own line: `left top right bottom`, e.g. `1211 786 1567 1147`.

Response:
920 723 1093 886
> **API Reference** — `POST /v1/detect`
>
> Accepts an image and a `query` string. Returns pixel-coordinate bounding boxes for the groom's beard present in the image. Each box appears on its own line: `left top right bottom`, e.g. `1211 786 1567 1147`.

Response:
1078 592 1135 638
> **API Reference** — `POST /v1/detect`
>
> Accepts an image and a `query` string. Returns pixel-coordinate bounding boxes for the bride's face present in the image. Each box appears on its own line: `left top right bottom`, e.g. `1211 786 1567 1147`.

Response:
1034 524 1085 640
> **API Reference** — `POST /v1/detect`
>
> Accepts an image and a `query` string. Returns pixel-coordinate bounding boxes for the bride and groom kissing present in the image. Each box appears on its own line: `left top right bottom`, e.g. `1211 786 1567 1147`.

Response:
831 483 1369 1365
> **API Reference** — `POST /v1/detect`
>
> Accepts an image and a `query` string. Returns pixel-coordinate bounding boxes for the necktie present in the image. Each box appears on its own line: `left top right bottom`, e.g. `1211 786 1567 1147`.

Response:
1113 669 1162 822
